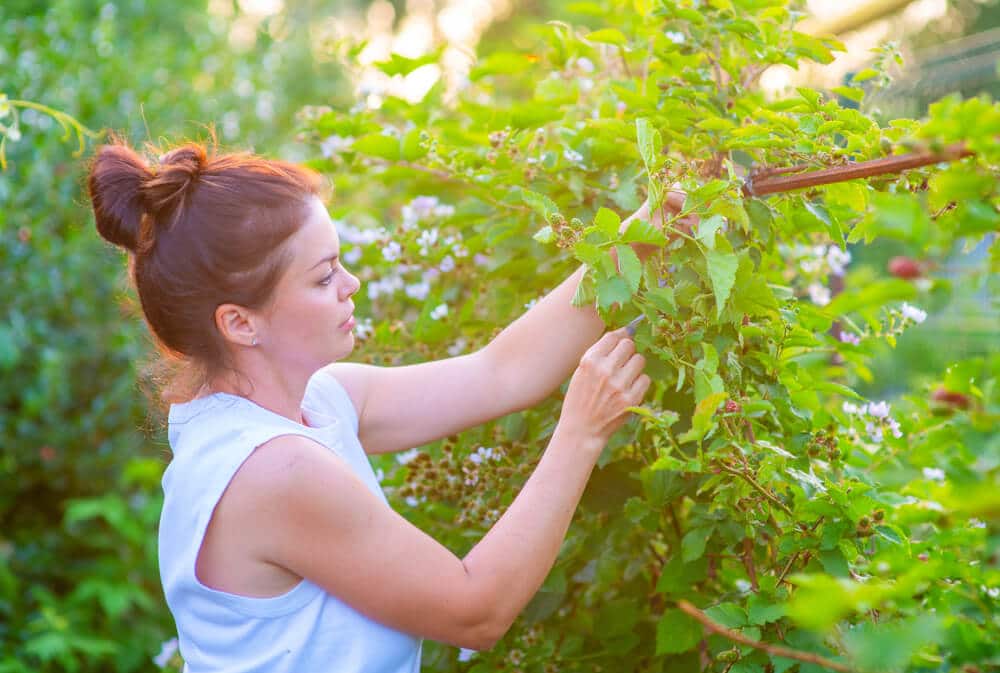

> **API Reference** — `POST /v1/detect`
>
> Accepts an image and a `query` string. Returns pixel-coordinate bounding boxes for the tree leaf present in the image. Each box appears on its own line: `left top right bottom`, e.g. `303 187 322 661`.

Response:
655 608 703 655
705 250 739 319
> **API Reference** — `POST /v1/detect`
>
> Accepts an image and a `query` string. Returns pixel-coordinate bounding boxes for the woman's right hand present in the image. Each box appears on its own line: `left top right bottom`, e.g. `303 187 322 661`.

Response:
558 327 651 450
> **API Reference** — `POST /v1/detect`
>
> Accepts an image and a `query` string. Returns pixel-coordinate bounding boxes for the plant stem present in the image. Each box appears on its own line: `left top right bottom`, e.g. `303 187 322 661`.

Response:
743 142 974 197
719 464 794 517
677 600 854 673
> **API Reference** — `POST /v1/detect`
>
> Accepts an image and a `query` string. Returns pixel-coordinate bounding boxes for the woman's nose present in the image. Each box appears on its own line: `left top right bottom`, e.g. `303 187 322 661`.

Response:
342 270 361 299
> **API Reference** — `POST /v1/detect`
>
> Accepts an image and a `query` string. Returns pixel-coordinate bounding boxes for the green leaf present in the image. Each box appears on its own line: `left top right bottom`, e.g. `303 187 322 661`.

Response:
705 250 739 319
615 245 643 293
679 391 727 443
854 192 930 246
586 28 628 46
520 187 561 224
747 595 787 625
682 526 713 562
597 275 632 310
622 217 668 246
696 214 725 249
351 133 400 160
572 267 597 307
646 286 677 315
704 602 747 629
656 608 703 655
635 117 662 174
594 207 622 235
533 226 554 244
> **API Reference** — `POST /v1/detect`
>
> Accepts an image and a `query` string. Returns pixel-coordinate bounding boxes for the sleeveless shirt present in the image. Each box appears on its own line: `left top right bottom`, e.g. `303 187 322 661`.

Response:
158 368 424 673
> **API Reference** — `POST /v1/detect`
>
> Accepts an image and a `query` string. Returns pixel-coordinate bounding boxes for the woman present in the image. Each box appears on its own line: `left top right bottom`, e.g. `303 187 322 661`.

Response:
87 140 670 672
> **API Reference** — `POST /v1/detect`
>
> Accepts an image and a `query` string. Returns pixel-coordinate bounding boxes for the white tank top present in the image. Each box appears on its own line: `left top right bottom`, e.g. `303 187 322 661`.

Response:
158 368 423 673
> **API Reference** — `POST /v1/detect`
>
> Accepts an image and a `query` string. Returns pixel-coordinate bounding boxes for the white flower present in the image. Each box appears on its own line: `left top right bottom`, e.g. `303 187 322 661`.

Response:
153 638 179 669
439 255 455 273
433 204 455 218
808 283 830 306
575 56 595 73
396 448 420 465
468 452 483 465
458 648 478 662
404 495 420 507
665 31 686 44
799 258 820 274
616 101 627 115
969 518 986 529
344 247 363 265
453 244 469 258
901 302 927 324
320 134 354 157
382 241 402 262
886 417 902 439
473 253 491 267
430 303 449 320
865 422 884 443
6 126 21 143
524 298 538 310
867 401 890 418
987 587 1000 599
447 337 468 357
842 401 861 415
579 78 594 92
735 579 752 593
839 332 861 346
417 228 439 256
922 467 946 482
410 196 440 218
405 281 431 301
422 267 441 283
353 317 374 340
563 148 584 164
827 246 852 276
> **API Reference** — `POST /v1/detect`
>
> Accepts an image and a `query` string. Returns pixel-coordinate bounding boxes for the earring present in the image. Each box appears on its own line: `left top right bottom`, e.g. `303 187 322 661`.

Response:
251 336 258 347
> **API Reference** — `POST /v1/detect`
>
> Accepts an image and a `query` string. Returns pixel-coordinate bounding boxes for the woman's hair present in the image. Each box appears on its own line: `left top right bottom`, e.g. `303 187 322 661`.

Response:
86 137 323 414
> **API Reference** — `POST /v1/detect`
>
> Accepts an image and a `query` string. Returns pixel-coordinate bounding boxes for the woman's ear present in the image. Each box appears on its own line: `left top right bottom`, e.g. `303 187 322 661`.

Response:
214 303 258 348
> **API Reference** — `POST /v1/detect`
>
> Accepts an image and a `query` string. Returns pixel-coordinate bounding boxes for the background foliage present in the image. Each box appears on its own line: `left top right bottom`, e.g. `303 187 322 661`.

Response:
1 0 997 671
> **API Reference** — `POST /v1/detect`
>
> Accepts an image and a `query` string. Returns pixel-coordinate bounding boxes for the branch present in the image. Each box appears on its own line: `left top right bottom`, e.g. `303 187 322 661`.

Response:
719 463 794 517
743 142 974 197
677 600 854 673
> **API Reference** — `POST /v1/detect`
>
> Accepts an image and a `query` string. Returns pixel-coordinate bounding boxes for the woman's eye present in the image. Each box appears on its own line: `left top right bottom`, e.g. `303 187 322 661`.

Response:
319 271 336 286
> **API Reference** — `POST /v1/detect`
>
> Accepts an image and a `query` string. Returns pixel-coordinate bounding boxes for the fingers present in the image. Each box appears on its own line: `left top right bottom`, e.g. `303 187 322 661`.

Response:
588 326 631 358
606 336 636 370
628 373 652 401
611 351 646 388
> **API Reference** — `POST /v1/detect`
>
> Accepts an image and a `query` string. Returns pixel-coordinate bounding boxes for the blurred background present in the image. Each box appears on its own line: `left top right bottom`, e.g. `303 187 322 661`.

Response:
0 0 996 670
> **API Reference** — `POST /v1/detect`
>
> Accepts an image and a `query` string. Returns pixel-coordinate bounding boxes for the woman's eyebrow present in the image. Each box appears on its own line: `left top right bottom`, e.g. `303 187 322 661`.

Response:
308 252 339 271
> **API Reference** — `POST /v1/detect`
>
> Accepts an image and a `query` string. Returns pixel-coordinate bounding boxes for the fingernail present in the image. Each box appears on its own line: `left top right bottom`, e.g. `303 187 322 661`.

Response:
625 314 646 336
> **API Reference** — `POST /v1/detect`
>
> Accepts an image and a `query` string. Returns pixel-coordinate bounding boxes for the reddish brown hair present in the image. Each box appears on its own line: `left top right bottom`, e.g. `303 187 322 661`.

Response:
87 138 323 412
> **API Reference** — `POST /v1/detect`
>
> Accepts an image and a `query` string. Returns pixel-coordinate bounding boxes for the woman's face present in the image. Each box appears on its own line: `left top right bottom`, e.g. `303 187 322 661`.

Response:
261 195 361 373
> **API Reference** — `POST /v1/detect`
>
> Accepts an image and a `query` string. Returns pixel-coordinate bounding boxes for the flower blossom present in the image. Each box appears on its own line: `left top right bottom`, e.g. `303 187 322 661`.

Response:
901 302 928 324
808 282 831 306
382 241 402 262
826 246 852 276
430 303 449 320
563 149 584 164
320 134 354 157
922 467 946 482
153 638 179 669
839 332 861 346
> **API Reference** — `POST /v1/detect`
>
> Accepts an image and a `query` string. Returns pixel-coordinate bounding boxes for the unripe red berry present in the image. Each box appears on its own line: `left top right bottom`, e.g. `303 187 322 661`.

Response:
725 400 741 413
888 256 922 279
931 387 971 409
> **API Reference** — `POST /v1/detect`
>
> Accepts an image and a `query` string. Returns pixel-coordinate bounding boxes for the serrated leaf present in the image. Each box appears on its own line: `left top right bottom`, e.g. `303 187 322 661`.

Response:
705 250 739 319
696 214 725 250
520 187 561 224
656 608 703 655
615 245 642 293
596 275 632 310
636 117 662 173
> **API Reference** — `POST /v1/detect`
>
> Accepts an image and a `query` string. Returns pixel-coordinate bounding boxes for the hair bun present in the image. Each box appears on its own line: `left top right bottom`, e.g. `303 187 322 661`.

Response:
146 144 208 215
87 144 153 254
